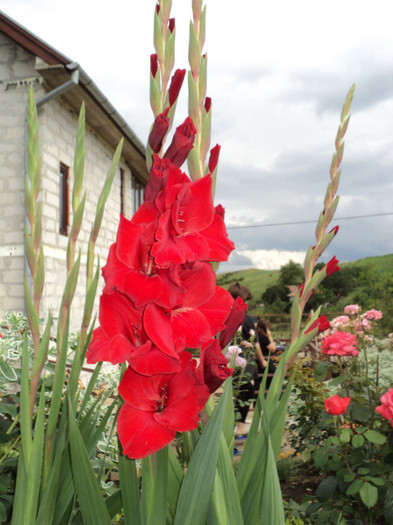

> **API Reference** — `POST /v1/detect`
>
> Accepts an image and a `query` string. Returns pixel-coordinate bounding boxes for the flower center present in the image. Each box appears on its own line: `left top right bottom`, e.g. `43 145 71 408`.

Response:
157 384 169 412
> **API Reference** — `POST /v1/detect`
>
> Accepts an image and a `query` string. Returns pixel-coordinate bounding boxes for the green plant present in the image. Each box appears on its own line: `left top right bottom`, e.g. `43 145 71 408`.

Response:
289 307 393 524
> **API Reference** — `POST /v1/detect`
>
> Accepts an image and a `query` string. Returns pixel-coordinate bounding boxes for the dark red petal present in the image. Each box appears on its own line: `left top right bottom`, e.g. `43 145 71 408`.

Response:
118 403 175 459
208 144 220 174
130 344 181 376
86 327 109 363
198 286 235 336
172 175 214 235
199 209 235 262
168 69 186 106
219 296 246 349
171 308 212 349
108 334 147 364
118 366 160 410
179 261 216 308
150 53 158 78
198 339 233 393
97 292 143 342
148 108 170 153
164 117 196 167
143 303 181 357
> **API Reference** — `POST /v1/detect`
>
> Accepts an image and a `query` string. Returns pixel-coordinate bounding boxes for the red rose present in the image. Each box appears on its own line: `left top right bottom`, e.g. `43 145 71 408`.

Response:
325 395 350 415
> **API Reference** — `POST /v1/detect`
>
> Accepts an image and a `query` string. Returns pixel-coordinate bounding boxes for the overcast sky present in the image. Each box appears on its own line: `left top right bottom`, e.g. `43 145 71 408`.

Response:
3 0 393 272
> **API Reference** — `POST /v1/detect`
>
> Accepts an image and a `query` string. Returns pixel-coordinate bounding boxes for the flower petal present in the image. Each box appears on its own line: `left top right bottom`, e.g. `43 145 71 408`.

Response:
118 403 175 459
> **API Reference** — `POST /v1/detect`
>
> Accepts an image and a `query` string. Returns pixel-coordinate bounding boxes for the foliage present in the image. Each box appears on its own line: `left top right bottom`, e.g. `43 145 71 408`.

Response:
288 306 393 524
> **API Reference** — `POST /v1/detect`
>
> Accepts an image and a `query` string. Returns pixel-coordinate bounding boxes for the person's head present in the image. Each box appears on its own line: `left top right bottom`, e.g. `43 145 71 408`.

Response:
256 318 270 336
228 282 253 302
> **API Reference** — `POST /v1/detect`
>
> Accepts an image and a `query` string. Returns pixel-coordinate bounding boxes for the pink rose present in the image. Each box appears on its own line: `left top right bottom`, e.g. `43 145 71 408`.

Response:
321 331 358 356
363 309 383 321
376 388 393 427
344 304 361 315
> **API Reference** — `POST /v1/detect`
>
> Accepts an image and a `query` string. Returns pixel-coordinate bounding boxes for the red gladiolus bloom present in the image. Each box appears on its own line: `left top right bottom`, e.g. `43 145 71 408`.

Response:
219 296 248 349
326 256 340 276
144 264 234 352
197 339 233 394
144 155 189 204
325 395 350 415
321 331 358 356
376 388 393 427
148 108 170 152
86 292 181 376
117 352 209 458
164 117 197 167
305 315 330 335
204 97 212 113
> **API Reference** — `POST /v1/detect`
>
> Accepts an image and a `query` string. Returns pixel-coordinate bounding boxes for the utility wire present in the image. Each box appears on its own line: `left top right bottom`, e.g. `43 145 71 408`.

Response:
226 212 393 230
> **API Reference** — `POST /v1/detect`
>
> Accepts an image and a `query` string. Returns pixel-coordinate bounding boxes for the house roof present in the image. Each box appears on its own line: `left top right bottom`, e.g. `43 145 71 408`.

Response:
0 11 148 183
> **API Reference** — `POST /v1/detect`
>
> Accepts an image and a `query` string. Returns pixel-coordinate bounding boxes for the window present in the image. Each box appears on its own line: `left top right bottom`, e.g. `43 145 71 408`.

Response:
132 174 143 212
59 162 69 236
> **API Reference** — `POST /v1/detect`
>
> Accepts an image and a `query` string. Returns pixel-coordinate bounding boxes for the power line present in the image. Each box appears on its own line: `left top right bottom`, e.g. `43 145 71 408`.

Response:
226 212 393 230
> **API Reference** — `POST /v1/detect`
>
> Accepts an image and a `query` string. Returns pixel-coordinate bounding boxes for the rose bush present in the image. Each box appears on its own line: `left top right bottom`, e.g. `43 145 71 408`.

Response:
288 305 393 524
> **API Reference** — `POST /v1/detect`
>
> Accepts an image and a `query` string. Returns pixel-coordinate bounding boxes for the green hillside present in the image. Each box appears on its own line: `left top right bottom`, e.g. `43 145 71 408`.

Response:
217 268 279 302
217 253 393 305
343 253 393 278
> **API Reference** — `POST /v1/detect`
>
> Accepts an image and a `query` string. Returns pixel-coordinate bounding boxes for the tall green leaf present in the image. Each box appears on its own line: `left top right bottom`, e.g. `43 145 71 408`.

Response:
118 452 142 525
173 381 231 525
67 396 111 525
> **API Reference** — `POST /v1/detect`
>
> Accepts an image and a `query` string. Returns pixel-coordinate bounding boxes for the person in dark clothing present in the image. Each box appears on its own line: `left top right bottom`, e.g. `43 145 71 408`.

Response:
227 283 267 435
255 318 276 392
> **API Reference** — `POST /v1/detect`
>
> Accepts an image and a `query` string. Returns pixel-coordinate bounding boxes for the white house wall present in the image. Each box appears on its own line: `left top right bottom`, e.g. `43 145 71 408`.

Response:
0 31 137 332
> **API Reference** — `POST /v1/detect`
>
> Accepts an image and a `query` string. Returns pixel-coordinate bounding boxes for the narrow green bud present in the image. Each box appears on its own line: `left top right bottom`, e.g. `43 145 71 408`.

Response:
188 71 201 132
198 53 207 105
154 11 164 64
188 21 200 76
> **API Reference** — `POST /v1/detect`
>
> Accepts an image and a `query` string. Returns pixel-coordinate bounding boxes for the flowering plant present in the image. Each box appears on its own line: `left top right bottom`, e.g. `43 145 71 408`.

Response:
290 305 393 524
6 1 356 524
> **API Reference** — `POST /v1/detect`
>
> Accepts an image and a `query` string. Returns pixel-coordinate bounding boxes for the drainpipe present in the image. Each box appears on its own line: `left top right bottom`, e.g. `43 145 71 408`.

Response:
24 62 80 315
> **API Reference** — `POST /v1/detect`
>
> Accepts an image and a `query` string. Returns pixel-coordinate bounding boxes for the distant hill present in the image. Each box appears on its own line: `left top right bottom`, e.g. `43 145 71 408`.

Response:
217 253 393 304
